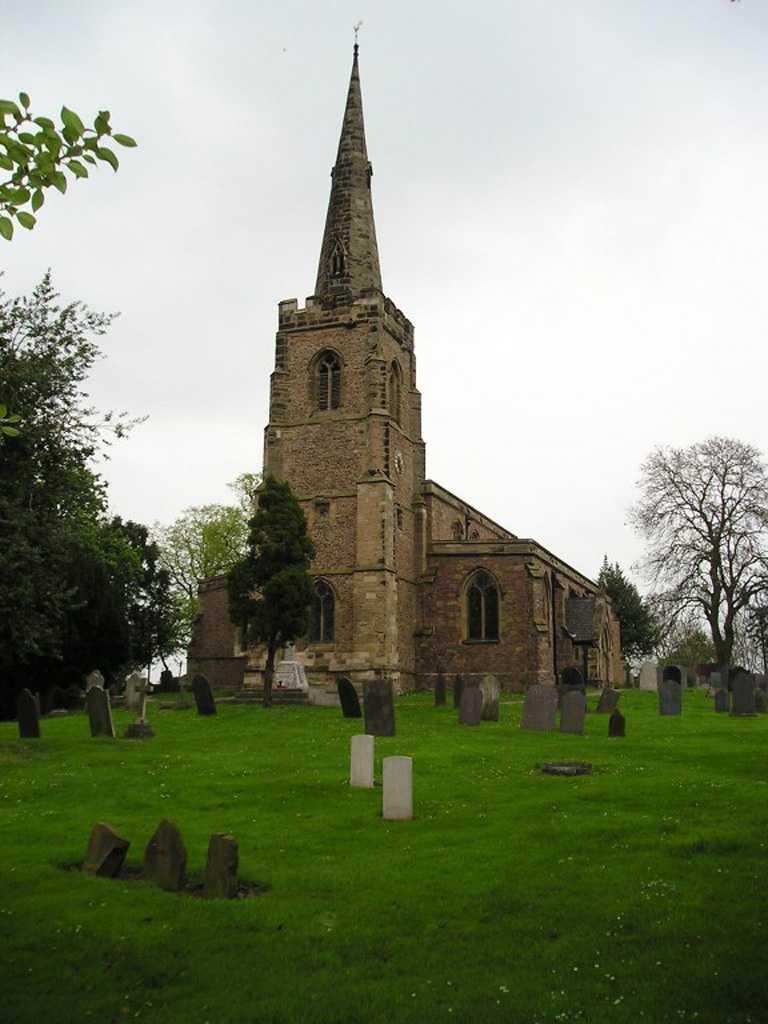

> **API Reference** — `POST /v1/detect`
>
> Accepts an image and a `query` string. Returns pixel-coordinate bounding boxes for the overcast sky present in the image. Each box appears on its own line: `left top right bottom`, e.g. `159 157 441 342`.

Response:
3 0 767 587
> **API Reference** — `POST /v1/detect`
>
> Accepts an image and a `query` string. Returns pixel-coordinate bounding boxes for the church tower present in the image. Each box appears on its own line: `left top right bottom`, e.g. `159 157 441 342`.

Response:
263 46 426 691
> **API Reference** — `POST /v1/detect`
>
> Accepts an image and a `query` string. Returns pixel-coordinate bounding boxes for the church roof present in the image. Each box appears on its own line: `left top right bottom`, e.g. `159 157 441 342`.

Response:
314 45 383 306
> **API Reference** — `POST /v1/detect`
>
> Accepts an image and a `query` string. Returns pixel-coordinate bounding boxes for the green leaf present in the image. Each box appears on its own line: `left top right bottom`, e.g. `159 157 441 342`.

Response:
19 92 30 110
60 105 85 137
96 146 119 171
10 187 30 204
0 153 12 171
16 211 36 230
113 134 137 148
33 116 55 130
62 123 80 146
83 153 96 165
52 171 67 194
66 159 89 179
31 189 44 211
0 216 13 240
1 425 20 436
0 99 21 118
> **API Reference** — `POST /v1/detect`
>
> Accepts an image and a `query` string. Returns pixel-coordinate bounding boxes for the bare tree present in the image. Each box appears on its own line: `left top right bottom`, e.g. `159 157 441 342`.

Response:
629 436 768 666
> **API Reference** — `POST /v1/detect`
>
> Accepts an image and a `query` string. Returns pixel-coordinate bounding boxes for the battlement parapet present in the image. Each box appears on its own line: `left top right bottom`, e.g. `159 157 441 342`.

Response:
277 292 414 348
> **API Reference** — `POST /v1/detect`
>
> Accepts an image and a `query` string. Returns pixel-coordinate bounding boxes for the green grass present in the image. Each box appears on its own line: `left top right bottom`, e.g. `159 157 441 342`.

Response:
2 690 767 1024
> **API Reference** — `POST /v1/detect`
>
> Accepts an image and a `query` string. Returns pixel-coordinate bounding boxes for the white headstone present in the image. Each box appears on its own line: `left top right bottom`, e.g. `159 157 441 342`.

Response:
350 734 374 788
638 661 657 692
382 756 413 821
275 660 309 692
86 669 105 691
125 671 144 711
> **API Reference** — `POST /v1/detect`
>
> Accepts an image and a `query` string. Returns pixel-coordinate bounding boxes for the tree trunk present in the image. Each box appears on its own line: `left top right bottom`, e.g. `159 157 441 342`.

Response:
262 638 278 708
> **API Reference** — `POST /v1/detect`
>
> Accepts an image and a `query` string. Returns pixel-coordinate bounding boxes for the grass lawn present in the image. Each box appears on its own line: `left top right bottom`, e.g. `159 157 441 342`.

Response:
1 688 767 1024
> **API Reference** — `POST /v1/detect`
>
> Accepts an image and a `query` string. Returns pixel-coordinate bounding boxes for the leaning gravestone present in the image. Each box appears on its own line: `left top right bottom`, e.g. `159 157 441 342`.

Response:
337 677 362 718
143 819 187 891
638 661 657 692
479 674 501 722
86 685 115 738
596 687 620 714
453 674 465 709
203 833 238 899
559 690 586 735
714 687 730 713
16 688 40 739
363 678 396 737
608 708 626 737
730 669 757 717
459 684 483 726
521 684 558 732
658 677 682 716
434 671 446 707
192 673 217 716
82 822 129 877
85 669 105 691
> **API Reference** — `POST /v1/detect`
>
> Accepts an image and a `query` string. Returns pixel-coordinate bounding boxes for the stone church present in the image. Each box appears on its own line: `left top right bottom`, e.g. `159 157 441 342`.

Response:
188 47 622 695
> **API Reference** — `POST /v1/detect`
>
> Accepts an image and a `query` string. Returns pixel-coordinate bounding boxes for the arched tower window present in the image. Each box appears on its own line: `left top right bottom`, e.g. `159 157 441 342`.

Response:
330 240 346 278
388 360 402 424
314 351 341 411
466 570 499 642
451 520 464 540
309 580 335 644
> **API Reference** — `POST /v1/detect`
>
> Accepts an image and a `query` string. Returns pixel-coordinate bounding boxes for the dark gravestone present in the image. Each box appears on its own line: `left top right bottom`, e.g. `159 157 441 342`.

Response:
658 677 682 716
479 675 500 722
730 669 757 717
337 677 362 718
16 688 40 738
203 833 238 899
662 665 683 685
363 678 396 737
192 673 217 716
559 666 586 705
143 819 187 891
560 690 586 735
86 686 115 738
459 684 483 726
596 687 620 715
453 674 465 709
82 822 129 877
755 688 767 714
608 708 626 737
434 671 446 707
521 684 558 732
714 688 730 713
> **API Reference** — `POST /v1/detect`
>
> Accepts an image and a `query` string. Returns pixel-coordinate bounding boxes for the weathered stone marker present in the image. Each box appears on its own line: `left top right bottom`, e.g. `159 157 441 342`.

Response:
730 669 757 717
559 690 586 735
86 669 105 691
382 756 413 821
453 674 464 709
192 673 217 716
363 678 395 737
521 684 558 732
479 674 501 721
596 687 620 714
658 677 682 716
203 833 238 899
124 670 143 711
608 708 626 737
16 688 40 739
714 687 730 713
434 671 446 707
337 677 362 718
143 819 187 891
86 685 115 739
83 822 130 877
350 734 374 788
559 666 585 704
458 684 483 726
638 661 657 692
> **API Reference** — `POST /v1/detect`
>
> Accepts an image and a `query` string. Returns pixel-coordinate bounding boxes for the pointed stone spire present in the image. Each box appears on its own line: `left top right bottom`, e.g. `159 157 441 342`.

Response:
314 45 382 306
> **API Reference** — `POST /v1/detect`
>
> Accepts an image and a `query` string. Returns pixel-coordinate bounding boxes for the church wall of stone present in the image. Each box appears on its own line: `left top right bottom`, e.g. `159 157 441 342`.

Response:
424 482 515 543
187 576 246 689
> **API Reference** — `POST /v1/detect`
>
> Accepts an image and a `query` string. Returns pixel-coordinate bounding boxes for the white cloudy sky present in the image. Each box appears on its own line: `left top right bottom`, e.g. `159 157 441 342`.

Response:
3 0 767 587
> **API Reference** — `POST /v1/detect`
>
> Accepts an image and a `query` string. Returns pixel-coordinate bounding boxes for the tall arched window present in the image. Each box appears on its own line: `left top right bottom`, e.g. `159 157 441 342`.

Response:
309 580 335 643
315 351 341 410
388 361 402 424
466 570 499 641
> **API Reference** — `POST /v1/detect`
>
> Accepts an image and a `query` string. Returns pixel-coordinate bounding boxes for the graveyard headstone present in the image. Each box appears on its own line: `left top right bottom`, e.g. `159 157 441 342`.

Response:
350 734 374 788
479 675 501 722
521 683 558 731
730 669 757 717
596 687 620 714
714 688 730 713
662 665 683 685
337 677 362 718
559 690 587 735
608 708 626 737
124 671 144 711
192 673 217 716
363 678 396 737
82 822 129 877
453 674 464 709
382 756 413 821
203 833 238 899
658 677 682 716
458 684 483 726
559 666 585 705
86 686 115 739
143 819 187 891
16 688 40 738
434 671 446 707
754 688 767 714
638 661 657 692
85 669 105 691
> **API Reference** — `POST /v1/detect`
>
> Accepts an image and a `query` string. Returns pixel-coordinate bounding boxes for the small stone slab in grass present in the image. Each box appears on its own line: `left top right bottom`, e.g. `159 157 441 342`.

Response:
541 762 592 777
83 822 130 877
203 833 239 899
124 721 154 739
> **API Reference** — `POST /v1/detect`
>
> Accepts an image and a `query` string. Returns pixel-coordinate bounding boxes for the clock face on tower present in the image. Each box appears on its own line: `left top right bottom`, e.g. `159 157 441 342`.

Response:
394 450 404 475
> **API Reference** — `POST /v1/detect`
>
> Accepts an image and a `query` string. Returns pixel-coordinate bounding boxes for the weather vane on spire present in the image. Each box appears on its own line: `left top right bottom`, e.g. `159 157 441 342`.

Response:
353 21 362 56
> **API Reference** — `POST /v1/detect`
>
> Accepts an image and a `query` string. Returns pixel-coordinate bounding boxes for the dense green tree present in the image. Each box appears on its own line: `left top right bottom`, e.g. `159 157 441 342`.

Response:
0 94 135 240
630 437 768 666
227 476 315 707
598 557 659 664
659 623 716 667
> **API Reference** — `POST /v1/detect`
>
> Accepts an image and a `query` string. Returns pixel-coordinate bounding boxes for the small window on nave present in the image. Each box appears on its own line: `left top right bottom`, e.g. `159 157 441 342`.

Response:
451 520 464 540
466 569 499 642
309 580 335 644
